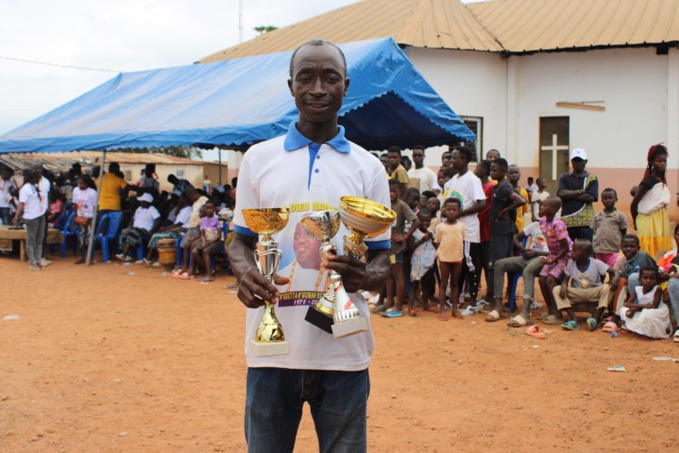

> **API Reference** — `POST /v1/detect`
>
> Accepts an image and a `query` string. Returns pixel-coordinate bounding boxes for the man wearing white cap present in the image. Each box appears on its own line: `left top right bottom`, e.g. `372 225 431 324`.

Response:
557 148 599 242
115 193 161 261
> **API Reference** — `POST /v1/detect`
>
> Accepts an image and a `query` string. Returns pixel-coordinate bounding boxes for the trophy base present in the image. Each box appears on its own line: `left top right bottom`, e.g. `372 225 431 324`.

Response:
332 316 368 338
251 340 289 357
305 306 334 334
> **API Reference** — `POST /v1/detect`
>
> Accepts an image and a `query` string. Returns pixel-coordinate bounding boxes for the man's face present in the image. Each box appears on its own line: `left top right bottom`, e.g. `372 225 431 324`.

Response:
412 149 425 168
507 166 521 184
621 238 639 260
571 158 586 173
451 150 465 172
537 178 547 189
293 223 322 270
486 150 500 161
490 163 503 181
387 152 401 170
441 152 452 164
288 44 348 126
389 185 400 202
601 191 616 210
379 155 389 170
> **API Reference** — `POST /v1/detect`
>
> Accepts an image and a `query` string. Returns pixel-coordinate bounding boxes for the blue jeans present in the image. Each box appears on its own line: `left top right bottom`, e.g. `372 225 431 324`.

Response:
245 367 370 453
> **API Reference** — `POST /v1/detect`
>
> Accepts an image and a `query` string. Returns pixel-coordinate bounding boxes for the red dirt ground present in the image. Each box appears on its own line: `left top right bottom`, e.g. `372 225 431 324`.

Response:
1 254 678 452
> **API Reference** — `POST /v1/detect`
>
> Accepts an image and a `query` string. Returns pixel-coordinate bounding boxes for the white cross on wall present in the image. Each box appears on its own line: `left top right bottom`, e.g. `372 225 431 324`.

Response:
540 134 569 180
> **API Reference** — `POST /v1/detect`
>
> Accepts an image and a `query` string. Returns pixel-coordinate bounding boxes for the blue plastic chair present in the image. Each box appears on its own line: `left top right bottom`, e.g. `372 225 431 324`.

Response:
59 211 79 258
93 212 123 263
188 221 230 274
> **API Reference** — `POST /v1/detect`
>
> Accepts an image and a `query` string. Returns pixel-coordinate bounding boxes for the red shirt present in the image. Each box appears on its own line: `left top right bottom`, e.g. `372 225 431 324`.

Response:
478 181 495 242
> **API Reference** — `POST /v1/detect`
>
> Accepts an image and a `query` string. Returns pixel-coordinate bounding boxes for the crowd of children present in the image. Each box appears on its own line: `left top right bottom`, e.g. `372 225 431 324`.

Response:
368 144 678 343
1 161 234 282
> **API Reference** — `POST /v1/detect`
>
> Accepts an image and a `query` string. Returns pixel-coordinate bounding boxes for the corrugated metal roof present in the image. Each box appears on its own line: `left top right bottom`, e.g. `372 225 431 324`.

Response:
199 0 679 61
198 0 503 62
468 0 679 52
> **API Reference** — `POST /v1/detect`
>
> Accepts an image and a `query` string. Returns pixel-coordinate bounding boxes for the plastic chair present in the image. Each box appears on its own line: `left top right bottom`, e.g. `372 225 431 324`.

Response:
93 212 123 263
59 211 79 258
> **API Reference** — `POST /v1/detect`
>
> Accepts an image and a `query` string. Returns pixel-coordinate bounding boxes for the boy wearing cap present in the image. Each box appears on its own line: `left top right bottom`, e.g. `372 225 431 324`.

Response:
557 148 599 242
116 193 161 262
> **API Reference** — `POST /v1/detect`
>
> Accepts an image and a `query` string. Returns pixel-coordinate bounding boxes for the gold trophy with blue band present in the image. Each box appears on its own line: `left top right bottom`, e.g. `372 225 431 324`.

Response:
243 208 290 356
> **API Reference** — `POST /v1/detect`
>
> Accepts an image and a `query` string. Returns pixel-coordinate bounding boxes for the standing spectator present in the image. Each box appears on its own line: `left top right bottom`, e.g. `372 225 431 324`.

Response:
36 167 51 267
530 177 549 223
71 174 98 265
474 160 495 306
407 145 438 193
139 164 160 196
484 158 526 321
592 188 628 267
387 146 409 196
557 148 598 242
630 144 672 260
444 147 486 315
525 176 539 194
508 164 530 234
0 166 16 226
12 169 44 270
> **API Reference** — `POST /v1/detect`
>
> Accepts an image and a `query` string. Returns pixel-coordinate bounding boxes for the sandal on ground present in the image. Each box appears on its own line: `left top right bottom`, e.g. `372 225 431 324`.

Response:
485 310 506 322
382 310 403 318
602 322 618 333
179 272 194 280
507 314 532 328
525 325 546 339
561 320 580 330
372 305 388 314
408 309 416 317
586 318 598 331
436 314 449 321
542 314 562 325
460 305 479 317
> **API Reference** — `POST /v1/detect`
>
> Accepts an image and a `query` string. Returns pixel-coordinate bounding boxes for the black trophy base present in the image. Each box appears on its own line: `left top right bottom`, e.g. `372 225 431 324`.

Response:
305 306 334 334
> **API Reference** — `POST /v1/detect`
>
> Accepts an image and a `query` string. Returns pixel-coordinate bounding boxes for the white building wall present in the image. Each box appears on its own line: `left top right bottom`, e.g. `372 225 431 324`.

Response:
514 47 669 170
407 47 508 165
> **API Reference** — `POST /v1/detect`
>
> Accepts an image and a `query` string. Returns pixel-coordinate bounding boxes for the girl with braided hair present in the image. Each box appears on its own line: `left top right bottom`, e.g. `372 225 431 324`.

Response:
631 144 672 259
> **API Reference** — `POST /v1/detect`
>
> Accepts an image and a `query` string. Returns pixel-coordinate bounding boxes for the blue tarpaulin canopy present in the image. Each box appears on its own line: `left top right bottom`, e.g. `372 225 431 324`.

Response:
0 37 474 153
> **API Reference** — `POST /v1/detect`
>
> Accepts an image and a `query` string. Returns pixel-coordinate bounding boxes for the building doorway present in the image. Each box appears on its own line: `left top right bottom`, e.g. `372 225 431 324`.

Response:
539 117 570 195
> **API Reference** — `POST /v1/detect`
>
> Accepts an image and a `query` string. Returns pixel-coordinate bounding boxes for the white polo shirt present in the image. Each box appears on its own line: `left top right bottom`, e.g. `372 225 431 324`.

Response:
233 122 391 372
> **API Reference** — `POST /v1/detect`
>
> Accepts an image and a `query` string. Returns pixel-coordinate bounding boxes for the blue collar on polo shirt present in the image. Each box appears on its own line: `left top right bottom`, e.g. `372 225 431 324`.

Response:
283 121 351 153
284 121 351 189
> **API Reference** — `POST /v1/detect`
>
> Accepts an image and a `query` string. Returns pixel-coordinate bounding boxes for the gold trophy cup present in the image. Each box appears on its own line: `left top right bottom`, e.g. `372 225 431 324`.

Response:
242 208 290 357
299 209 343 335
338 197 396 336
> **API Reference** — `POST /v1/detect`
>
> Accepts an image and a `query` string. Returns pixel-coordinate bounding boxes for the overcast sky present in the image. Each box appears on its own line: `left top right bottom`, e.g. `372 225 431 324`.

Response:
0 0 482 137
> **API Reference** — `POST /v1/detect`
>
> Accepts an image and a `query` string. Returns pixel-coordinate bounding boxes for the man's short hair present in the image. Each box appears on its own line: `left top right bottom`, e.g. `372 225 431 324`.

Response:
493 158 509 171
289 39 347 78
422 190 436 199
622 234 640 246
476 159 491 174
413 145 425 152
387 146 402 156
405 187 420 198
388 178 401 187
454 146 472 163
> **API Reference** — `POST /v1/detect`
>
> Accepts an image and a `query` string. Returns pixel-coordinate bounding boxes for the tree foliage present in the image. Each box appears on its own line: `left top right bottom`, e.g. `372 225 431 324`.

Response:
253 25 278 36
113 146 202 160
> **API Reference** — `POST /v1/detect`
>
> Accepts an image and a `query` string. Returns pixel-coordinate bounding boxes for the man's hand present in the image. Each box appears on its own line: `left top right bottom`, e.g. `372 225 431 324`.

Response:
559 285 568 300
523 250 537 260
236 267 290 309
324 254 367 293
540 257 554 265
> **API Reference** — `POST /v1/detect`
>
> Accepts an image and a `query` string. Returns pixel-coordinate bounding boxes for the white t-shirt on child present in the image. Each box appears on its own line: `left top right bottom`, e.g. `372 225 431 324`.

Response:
133 206 161 231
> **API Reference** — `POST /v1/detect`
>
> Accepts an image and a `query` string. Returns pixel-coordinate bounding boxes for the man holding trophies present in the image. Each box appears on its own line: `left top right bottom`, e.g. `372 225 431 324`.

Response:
229 40 392 452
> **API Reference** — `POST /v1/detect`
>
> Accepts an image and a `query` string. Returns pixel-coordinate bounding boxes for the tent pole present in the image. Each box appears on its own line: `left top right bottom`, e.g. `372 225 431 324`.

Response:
86 150 106 267
218 148 222 186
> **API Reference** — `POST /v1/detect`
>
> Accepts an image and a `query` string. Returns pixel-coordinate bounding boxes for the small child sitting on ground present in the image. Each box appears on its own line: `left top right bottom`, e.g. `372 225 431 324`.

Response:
620 266 672 339
611 234 657 315
553 240 619 331
116 193 161 262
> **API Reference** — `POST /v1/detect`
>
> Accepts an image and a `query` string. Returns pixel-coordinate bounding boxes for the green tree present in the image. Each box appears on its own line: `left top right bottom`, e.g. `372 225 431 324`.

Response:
253 25 278 36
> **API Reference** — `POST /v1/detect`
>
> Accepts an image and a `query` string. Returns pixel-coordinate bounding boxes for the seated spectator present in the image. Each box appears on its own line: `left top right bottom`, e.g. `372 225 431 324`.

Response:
139 193 191 266
496 206 550 328
620 266 672 339
168 173 194 196
191 201 224 282
116 193 161 262
553 240 619 331
659 225 679 341
173 188 208 278
611 234 657 315
47 188 65 227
